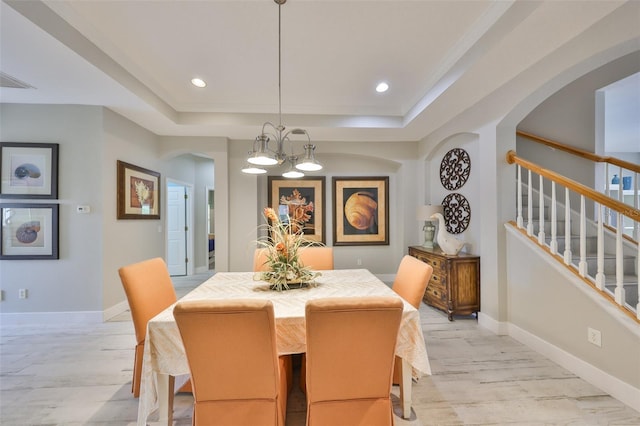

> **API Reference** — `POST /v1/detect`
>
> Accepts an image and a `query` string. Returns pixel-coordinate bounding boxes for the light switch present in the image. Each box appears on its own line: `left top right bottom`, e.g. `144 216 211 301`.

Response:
77 205 91 214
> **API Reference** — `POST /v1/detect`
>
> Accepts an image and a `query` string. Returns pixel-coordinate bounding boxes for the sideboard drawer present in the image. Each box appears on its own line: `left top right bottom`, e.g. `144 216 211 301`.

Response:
409 246 480 321
424 279 446 307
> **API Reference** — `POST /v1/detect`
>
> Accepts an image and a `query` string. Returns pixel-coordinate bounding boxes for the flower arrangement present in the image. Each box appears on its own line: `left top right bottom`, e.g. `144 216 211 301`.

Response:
256 204 321 291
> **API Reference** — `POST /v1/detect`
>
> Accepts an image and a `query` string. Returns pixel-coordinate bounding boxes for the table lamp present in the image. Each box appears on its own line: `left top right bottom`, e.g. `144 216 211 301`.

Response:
417 205 444 248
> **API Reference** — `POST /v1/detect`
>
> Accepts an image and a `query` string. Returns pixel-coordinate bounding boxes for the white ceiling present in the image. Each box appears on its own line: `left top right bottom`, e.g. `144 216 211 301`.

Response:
0 0 635 143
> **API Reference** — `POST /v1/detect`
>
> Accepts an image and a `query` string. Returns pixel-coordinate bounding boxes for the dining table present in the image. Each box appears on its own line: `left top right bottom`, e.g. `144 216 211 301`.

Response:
137 269 431 425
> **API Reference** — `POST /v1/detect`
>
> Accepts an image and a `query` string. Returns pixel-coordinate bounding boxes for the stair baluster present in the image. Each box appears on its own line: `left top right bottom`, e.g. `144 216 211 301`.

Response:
550 182 558 255
564 188 572 265
595 203 605 290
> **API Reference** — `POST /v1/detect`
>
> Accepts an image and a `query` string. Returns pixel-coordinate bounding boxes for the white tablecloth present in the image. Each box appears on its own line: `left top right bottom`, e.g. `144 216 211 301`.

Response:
137 269 431 425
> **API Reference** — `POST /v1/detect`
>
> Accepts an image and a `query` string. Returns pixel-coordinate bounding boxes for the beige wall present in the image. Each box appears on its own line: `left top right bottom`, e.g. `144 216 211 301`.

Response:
506 227 640 391
0 106 220 318
227 139 422 274
101 109 166 312
0 104 104 315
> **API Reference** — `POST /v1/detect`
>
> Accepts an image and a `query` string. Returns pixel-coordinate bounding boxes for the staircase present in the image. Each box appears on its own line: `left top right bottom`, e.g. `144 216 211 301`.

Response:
521 186 639 314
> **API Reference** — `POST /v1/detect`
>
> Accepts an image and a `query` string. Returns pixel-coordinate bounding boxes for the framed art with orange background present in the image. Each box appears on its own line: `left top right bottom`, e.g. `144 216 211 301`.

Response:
268 176 325 244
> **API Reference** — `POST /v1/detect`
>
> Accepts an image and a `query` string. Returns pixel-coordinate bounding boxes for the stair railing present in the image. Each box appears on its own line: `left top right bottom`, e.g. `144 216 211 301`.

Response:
517 130 640 240
506 150 639 321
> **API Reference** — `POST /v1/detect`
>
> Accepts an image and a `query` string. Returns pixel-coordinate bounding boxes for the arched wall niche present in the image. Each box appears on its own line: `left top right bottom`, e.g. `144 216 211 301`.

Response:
424 132 478 162
422 132 480 254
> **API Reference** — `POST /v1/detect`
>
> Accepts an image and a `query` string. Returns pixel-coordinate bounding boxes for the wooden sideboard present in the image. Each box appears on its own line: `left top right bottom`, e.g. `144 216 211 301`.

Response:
408 246 480 321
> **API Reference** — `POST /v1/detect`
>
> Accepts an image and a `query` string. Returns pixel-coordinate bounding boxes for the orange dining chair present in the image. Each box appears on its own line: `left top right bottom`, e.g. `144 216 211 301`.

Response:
253 248 270 272
253 247 294 390
296 245 334 393
392 255 433 309
304 296 403 426
118 257 179 397
391 255 433 384
298 246 334 270
173 299 289 426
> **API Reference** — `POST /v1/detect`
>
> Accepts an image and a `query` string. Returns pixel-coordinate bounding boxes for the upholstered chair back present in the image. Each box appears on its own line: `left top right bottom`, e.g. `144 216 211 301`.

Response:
391 255 433 309
173 299 287 426
390 255 433 384
305 296 403 426
118 257 177 397
298 246 334 270
253 248 270 272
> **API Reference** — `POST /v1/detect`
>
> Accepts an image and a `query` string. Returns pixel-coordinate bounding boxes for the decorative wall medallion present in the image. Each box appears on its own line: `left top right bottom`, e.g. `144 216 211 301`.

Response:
441 193 470 234
439 148 471 190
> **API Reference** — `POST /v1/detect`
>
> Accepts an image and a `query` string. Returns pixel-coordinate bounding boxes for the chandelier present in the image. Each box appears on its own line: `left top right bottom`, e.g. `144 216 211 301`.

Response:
241 0 322 177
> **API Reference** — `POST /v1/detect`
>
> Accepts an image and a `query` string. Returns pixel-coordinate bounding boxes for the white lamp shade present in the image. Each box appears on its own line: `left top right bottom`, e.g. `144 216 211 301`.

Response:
295 144 322 171
241 165 267 174
417 205 443 221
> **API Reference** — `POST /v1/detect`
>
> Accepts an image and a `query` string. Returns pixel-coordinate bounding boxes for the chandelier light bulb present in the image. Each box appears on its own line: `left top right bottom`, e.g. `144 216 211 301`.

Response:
247 155 278 166
282 169 304 178
241 165 267 174
247 136 278 165
282 156 305 178
295 144 323 171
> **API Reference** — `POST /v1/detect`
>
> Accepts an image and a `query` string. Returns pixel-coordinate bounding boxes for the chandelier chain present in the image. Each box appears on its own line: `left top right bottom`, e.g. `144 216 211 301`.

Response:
242 0 322 176
278 1 282 128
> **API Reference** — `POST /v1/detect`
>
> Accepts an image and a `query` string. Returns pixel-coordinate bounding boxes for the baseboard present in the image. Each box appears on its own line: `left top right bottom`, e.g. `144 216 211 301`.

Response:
103 299 129 321
508 322 640 412
0 310 103 326
477 312 509 335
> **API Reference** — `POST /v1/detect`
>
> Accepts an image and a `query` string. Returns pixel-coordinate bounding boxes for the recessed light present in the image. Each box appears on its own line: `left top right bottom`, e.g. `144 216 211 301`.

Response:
376 82 389 93
191 78 206 88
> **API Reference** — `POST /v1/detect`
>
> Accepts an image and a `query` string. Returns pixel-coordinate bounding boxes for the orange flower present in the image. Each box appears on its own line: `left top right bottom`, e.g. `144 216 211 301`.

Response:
264 207 278 222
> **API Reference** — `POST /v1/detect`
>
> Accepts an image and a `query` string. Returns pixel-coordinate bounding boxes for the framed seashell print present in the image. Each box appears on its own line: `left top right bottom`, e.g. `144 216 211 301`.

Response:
333 176 389 246
117 160 161 219
268 176 326 244
0 203 59 259
0 142 59 199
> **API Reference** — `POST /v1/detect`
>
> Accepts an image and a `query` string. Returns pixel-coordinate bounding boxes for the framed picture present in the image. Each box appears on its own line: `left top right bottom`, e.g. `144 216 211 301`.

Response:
268 176 325 244
333 176 389 246
117 160 161 219
0 203 59 259
0 142 59 199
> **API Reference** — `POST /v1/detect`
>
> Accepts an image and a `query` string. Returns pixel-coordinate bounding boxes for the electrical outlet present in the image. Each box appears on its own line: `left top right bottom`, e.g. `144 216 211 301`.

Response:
588 327 601 347
18 288 28 299
356 258 362 266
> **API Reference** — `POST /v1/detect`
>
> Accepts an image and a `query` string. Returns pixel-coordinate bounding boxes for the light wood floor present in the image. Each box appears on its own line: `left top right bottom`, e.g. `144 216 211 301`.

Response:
1 272 638 425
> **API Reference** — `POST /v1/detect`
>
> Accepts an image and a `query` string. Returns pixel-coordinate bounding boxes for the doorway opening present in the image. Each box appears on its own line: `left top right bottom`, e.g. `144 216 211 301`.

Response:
207 187 215 270
166 179 194 276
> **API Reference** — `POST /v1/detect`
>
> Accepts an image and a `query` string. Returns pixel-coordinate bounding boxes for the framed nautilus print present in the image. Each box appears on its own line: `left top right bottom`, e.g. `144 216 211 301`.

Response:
439 148 471 191
268 176 326 244
0 142 59 199
333 176 389 246
441 193 471 234
0 203 59 259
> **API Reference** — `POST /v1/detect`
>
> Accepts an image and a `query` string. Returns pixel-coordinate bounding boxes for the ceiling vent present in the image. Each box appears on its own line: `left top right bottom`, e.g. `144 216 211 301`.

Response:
0 72 35 89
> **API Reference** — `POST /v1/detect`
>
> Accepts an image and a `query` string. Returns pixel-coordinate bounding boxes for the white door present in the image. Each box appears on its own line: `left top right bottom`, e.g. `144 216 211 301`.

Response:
167 185 187 276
